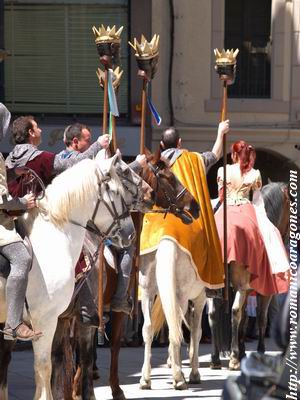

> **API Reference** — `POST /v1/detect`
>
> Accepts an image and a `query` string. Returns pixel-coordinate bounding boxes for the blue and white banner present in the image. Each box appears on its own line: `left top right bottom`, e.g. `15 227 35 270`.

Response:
108 69 119 117
146 83 162 126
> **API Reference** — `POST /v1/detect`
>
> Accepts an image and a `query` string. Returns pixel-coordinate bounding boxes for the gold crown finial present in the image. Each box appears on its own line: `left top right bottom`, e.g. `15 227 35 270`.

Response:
214 48 239 65
129 34 159 59
96 66 123 90
92 24 123 44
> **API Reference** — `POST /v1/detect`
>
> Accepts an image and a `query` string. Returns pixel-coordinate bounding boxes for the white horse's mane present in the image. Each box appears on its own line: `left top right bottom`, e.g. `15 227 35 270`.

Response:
36 158 123 228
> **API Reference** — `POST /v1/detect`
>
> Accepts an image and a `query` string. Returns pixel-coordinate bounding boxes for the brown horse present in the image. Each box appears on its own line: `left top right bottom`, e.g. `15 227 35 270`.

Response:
51 149 200 400
209 182 290 370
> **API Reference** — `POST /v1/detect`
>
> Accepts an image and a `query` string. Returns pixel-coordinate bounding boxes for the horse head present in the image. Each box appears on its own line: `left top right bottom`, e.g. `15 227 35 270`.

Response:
95 150 154 213
141 148 200 224
261 181 290 241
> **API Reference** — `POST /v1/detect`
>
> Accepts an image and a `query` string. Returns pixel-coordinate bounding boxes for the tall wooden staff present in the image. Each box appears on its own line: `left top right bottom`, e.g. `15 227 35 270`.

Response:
128 34 160 331
97 66 124 153
214 48 239 307
92 24 123 343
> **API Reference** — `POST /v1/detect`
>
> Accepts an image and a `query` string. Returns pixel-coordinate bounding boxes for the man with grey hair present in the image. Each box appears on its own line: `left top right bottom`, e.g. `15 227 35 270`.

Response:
0 103 42 341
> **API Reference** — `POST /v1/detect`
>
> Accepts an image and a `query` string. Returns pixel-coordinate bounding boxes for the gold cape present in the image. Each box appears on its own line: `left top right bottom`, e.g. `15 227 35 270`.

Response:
140 151 224 288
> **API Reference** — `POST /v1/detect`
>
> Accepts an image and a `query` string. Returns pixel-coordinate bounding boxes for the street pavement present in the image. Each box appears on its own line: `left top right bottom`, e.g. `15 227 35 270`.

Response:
8 338 279 400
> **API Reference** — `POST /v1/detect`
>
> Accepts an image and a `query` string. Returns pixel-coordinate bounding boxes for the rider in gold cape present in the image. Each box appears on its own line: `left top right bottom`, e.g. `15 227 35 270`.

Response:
140 121 229 292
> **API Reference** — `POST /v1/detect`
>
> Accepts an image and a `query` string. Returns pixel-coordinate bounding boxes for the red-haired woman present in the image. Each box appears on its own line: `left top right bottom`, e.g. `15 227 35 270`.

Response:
215 140 289 297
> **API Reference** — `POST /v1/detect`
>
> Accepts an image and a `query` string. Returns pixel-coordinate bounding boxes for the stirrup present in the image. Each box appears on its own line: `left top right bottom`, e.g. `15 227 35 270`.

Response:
2 323 43 342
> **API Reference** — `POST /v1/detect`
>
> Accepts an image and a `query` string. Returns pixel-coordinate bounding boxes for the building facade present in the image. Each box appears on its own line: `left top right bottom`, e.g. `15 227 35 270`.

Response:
152 0 300 190
0 0 299 186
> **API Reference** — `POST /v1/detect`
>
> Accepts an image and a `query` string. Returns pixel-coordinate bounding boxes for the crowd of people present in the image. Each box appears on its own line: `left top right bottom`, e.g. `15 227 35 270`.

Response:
0 102 296 392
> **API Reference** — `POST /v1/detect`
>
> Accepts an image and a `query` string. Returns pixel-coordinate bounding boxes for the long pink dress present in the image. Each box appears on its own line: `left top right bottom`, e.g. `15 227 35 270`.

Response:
215 164 289 296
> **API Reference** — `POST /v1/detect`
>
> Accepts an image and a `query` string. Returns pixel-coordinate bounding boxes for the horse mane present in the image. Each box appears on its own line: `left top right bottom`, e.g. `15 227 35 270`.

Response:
261 181 287 227
39 159 99 227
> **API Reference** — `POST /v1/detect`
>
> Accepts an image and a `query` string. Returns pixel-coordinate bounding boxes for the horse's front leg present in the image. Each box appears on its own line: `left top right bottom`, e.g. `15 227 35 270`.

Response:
257 294 272 353
188 291 206 384
139 291 155 390
229 289 247 370
33 318 58 400
110 311 126 400
51 318 73 400
76 324 96 400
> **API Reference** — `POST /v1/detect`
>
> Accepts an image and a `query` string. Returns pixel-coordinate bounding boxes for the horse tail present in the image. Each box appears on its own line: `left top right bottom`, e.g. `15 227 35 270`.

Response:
151 296 166 336
155 240 185 346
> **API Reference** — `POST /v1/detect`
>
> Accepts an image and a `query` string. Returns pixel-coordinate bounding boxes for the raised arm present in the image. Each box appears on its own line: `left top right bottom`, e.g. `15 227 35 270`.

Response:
53 134 110 174
211 120 230 161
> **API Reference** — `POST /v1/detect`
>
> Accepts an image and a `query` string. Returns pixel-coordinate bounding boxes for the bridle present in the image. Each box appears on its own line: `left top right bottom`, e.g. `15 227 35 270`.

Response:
70 170 132 242
146 162 192 223
116 167 144 208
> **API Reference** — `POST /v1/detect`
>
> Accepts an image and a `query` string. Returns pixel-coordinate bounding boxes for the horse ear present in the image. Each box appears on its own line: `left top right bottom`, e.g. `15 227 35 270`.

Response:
95 148 107 162
115 148 122 160
153 146 161 164
267 177 272 184
112 153 119 166
144 147 153 162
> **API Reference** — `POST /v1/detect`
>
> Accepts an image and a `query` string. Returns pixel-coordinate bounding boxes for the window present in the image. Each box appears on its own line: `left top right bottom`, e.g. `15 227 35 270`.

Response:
4 0 128 114
225 0 272 98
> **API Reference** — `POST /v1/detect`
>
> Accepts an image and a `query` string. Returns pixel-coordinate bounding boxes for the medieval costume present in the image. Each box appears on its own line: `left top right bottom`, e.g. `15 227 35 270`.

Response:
6 140 103 197
215 163 289 296
141 148 224 290
0 104 42 341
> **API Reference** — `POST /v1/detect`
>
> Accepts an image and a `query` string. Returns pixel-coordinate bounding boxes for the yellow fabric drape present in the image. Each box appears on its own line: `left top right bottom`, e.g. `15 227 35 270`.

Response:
140 151 224 288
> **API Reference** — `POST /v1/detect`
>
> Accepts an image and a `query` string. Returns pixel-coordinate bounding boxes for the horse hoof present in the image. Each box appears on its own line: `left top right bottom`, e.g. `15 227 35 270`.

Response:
210 362 222 370
174 380 188 390
112 390 126 400
229 359 240 370
139 378 151 390
189 371 201 384
113 394 126 400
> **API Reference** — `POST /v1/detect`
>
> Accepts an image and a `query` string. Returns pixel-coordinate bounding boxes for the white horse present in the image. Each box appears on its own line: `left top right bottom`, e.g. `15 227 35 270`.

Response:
139 239 207 390
0 154 149 400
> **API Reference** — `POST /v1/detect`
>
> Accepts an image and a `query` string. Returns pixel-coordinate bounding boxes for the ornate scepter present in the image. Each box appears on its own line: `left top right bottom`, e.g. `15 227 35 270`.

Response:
92 25 123 137
96 66 123 153
129 34 160 153
92 24 122 345
128 34 160 336
214 48 239 306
